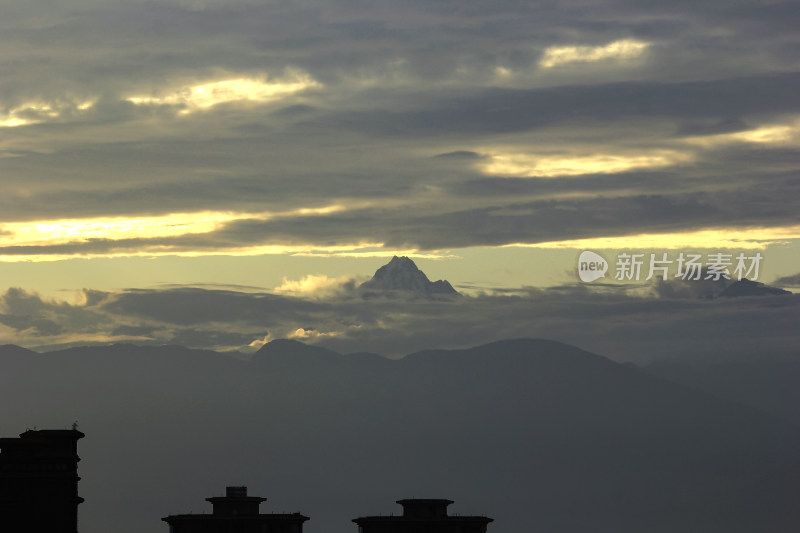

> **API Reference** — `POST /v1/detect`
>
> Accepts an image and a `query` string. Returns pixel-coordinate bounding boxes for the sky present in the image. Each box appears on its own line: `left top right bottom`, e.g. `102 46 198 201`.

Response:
1 0 799 356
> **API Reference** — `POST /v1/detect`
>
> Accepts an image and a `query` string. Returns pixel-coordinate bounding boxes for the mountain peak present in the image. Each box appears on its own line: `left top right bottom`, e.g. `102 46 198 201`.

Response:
388 255 416 265
359 256 460 298
718 278 790 298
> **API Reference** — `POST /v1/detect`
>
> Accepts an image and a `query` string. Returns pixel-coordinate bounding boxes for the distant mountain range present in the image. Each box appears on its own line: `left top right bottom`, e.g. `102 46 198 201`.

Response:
359 256 460 297
1 338 799 533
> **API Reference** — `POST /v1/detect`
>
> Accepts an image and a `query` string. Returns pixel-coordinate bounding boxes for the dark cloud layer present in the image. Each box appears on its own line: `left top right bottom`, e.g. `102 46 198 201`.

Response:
2 170 797 255
1 284 796 362
316 73 800 138
1 0 799 255
774 272 800 287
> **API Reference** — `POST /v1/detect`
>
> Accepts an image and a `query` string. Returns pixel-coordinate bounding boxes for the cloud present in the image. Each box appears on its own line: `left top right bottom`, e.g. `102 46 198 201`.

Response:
774 272 800 288
478 150 690 177
522 228 800 250
274 274 361 298
0 99 96 128
683 119 800 148
0 287 110 340
0 175 798 258
288 327 344 341
0 282 796 363
674 118 752 138
539 39 651 69
317 73 800 139
0 287 279 352
1 43 799 260
433 151 485 160
0 0 799 340
126 70 321 114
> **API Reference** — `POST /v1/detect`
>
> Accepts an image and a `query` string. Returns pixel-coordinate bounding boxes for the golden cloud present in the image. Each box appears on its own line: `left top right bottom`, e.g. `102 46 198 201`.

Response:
0 100 96 128
274 274 354 296
539 39 650 69
480 150 690 177
127 70 321 113
508 225 800 250
684 120 800 147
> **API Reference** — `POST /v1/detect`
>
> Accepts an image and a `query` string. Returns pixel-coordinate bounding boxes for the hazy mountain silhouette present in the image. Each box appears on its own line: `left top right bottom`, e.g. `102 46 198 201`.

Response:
1 339 799 533
253 338 388 373
359 256 460 298
0 344 37 359
718 278 790 297
256 338 346 362
645 350 800 425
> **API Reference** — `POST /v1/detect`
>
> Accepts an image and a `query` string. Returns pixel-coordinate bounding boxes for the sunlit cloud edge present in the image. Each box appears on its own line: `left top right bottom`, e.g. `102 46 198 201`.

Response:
505 226 800 250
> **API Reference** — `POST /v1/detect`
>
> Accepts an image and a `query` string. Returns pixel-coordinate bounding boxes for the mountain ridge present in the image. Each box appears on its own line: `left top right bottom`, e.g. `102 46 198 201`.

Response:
1 338 800 532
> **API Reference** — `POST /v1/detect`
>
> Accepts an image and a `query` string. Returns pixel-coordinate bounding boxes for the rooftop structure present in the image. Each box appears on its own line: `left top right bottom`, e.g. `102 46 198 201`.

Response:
353 498 493 533
162 486 309 533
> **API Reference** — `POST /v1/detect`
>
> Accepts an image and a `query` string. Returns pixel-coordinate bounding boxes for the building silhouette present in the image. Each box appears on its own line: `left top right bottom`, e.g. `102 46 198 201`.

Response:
353 499 493 533
162 486 309 533
0 427 493 533
0 427 85 533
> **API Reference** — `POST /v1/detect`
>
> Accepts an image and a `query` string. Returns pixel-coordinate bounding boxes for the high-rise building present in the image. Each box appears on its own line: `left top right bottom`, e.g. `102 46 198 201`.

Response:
353 499 493 533
162 486 309 533
0 427 85 533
